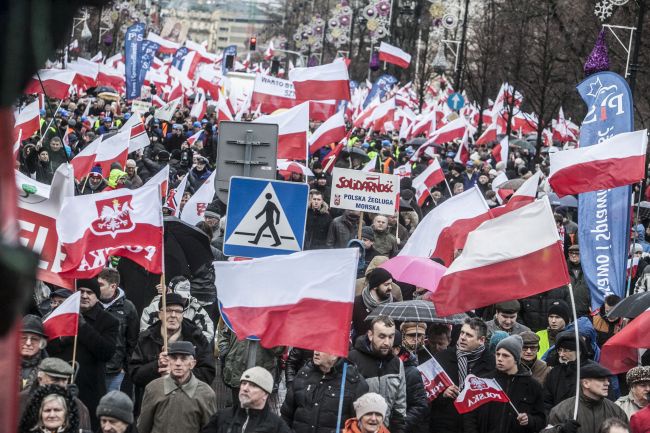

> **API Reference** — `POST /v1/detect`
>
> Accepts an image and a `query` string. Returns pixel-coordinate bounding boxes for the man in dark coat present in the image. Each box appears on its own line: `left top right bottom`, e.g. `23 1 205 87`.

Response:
352 268 395 339
326 210 360 248
281 351 369 433
466 335 546 433
304 190 332 250
393 331 429 433
519 287 570 332
429 318 495 433
47 278 119 431
128 293 215 412
566 245 592 318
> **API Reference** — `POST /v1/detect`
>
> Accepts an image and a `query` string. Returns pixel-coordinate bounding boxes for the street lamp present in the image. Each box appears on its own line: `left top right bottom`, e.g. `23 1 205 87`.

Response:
432 44 448 75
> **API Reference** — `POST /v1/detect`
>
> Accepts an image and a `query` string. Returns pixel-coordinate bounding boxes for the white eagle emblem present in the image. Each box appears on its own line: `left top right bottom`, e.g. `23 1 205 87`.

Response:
90 197 136 238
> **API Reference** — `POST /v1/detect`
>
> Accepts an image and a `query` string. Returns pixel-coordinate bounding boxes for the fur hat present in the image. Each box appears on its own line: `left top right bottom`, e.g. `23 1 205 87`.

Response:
626 366 650 386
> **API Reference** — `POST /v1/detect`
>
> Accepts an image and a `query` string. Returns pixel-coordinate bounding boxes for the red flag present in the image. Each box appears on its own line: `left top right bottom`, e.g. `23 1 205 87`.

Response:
429 117 469 144
417 357 454 401
475 122 498 145
70 129 130 181
600 309 650 374
412 159 444 206
491 171 540 217
24 69 76 99
454 375 510 414
491 135 509 163
13 100 40 140
309 111 346 154
43 292 81 340
378 42 412 69
453 131 471 165
254 102 309 160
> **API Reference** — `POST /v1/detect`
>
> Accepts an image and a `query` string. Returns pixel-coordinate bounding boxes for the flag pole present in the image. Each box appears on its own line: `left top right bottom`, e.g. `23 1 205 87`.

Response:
334 361 349 433
493 378 521 417
159 184 168 352
70 279 79 385
357 212 364 239
567 283 581 420
444 178 453 197
627 181 644 297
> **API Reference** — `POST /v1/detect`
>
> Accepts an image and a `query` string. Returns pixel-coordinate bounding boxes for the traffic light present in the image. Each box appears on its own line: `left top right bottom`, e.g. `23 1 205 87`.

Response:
249 37 257 51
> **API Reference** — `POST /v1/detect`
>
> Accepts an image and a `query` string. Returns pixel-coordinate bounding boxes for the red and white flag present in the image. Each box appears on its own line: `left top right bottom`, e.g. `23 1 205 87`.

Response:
289 59 350 101
180 170 217 225
251 75 299 113
190 89 207 120
453 375 510 414
254 102 309 160
417 357 454 401
147 32 181 54
362 156 378 172
378 42 412 69
491 171 540 217
186 130 203 147
491 135 509 163
600 308 650 374
56 186 164 278
214 248 358 356
96 64 125 90
17 165 75 289
24 69 76 99
71 129 130 181
156 97 182 122
399 187 491 266
122 113 150 153
369 98 396 132
14 100 40 140
433 197 570 316
144 165 170 198
67 58 99 90
309 111 346 154
453 130 471 165
217 90 234 122
169 172 189 217
430 117 470 144
413 159 445 206
549 130 648 197
475 122 498 145
43 291 81 340
395 163 412 178
309 100 338 122
264 40 275 60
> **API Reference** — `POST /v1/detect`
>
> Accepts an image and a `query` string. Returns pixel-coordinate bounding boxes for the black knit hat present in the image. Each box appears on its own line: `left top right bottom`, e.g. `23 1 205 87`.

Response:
96 391 134 424
367 268 393 289
548 300 571 324
76 278 101 298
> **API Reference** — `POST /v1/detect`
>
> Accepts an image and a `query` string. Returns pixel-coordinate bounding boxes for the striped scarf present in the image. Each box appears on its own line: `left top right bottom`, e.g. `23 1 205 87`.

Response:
456 344 485 389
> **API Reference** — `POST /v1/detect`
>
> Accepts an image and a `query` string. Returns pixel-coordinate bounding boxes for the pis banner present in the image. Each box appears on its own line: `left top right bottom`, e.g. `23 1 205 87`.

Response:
124 22 145 100
330 167 399 215
576 72 633 309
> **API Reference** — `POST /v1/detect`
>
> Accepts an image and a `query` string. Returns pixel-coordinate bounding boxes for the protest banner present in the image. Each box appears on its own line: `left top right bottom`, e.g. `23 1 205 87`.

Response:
329 167 399 215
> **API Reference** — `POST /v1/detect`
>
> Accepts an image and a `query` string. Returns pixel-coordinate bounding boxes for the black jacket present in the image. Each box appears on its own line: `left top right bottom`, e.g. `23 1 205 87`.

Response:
101 289 139 374
305 207 332 250
466 367 546 433
519 287 570 332
202 404 292 433
429 346 495 433
281 359 369 433
47 303 118 431
542 359 597 414
285 348 314 384
402 354 429 433
567 262 592 318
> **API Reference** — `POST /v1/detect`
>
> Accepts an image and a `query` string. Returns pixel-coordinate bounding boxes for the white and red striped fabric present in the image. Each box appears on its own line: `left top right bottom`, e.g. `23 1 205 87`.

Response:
214 248 358 356
308 111 346 154
454 375 510 414
144 165 170 199
122 113 150 153
417 357 454 401
190 89 207 120
170 173 189 217
96 64 125 90
277 159 314 177
57 186 163 278
14 100 40 140
24 69 76 99
378 42 412 69
453 130 471 165
43 291 81 340
186 130 204 147
289 59 350 101
70 129 130 181
67 58 98 90
369 98 396 132
549 130 648 197
217 90 234 122
309 100 338 122
491 135 509 163
601 308 650 374
395 163 412 178
147 32 181 55
413 159 445 206
353 99 379 129
491 171 540 217
409 110 437 139
181 170 217 225
251 75 299 113
432 197 570 316
429 117 469 144
399 187 491 266
185 39 218 63
361 155 377 172
254 102 309 160
264 40 275 60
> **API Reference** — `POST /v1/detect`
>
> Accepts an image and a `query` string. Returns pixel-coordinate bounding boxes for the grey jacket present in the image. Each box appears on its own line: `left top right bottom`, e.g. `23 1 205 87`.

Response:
485 317 531 341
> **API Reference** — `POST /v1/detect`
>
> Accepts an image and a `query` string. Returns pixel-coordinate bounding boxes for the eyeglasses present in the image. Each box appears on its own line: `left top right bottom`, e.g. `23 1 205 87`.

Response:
522 346 539 352
20 335 42 344
164 308 184 315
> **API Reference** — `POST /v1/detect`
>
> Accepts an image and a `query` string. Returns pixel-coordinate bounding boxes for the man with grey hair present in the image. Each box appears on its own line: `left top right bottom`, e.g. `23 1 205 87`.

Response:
125 159 143 189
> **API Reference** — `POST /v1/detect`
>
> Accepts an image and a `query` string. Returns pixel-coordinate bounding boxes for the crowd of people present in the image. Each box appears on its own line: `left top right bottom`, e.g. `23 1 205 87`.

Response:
15 90 650 433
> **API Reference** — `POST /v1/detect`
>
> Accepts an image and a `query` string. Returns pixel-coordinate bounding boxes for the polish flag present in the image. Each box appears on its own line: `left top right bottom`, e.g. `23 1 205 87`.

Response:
122 113 150 153
180 170 217 225
186 130 203 147
378 42 412 69
156 97 182 122
43 291 81 340
491 172 512 205
56 186 164 278
412 159 445 206
70 129 130 181
353 99 379 129
600 308 650 374
14 100 40 140
429 117 469 144
491 171 540 216
399 187 491 266
309 100 338 122
185 39 219 63
289 59 351 101
96 64 125 90
395 163 412 178
309 111 346 154
190 89 207 120
264 40 275 60
254 102 309 160
169 172 189 217
453 130 471 165
549 130 648 197
217 90 234 122
214 248 358 357
90 51 103 62
195 67 220 99
454 375 510 414
369 98 396 131
323 140 346 174
417 357 454 401
362 156 378 172
476 122 498 145
491 135 509 163
410 110 437 138
24 69 76 99
251 75 300 113
147 32 181 55
433 197 570 316
67 58 98 90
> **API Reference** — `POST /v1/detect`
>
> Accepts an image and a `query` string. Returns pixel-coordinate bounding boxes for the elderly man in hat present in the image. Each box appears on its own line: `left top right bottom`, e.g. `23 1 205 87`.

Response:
138 341 216 433
202 367 291 433
20 315 48 391
519 331 552 385
486 300 531 340
97 391 136 433
19 357 92 431
543 363 627 433
616 366 650 418
400 322 430 364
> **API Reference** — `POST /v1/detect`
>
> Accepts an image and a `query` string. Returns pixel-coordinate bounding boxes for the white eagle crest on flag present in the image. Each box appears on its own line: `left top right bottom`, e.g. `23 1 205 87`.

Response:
90 196 136 238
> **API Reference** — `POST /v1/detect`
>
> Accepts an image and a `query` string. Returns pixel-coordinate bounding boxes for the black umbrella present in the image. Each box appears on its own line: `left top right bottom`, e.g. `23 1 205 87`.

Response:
366 300 468 324
345 147 370 162
607 291 650 318
547 193 578 208
88 85 118 95
163 217 213 277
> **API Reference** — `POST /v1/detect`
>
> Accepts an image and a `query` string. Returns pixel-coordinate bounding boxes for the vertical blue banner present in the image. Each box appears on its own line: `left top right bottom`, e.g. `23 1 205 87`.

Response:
138 40 159 89
124 22 145 100
172 46 189 69
363 74 397 108
576 72 633 309
222 45 237 76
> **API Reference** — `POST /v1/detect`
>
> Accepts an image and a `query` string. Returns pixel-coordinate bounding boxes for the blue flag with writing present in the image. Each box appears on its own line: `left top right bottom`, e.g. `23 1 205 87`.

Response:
363 74 397 108
124 22 145 100
172 46 189 70
138 40 159 91
576 72 633 309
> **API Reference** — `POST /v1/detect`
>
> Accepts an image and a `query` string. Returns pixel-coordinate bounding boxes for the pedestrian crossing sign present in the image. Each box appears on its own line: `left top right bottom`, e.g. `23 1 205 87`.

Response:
224 177 309 258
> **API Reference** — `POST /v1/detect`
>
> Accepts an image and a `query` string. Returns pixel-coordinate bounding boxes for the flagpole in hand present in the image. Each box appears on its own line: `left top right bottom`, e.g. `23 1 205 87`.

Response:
70 280 79 385
567 283 581 420
159 184 169 353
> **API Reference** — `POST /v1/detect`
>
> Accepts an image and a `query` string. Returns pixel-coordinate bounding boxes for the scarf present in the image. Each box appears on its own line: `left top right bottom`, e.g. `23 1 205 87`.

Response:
361 285 392 311
456 344 485 389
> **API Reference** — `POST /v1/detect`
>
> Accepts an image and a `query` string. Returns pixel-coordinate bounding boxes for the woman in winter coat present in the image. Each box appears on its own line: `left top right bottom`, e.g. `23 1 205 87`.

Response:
19 384 79 433
343 393 391 433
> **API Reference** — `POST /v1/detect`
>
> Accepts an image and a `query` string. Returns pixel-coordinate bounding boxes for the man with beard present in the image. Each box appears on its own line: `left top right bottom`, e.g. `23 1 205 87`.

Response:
352 268 394 338
326 210 361 248
348 316 406 433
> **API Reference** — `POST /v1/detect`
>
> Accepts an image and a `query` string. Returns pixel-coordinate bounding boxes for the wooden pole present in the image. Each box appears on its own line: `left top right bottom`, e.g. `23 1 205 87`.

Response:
357 211 364 239
70 279 79 385
160 273 168 352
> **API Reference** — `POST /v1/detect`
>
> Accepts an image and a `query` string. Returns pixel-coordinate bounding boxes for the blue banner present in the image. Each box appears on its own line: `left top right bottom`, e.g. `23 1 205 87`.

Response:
363 74 397 108
138 40 159 90
338 80 358 114
222 45 237 76
576 72 633 309
124 22 145 100
172 46 189 70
